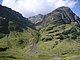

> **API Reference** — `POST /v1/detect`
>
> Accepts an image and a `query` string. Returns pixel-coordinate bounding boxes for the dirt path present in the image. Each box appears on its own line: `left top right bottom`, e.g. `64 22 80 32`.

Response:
53 57 61 60
29 38 38 54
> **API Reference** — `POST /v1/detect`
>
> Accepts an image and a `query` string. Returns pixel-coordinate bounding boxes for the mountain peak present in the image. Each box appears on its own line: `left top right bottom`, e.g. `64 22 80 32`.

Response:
57 6 70 9
41 6 80 26
54 6 72 13
28 14 44 24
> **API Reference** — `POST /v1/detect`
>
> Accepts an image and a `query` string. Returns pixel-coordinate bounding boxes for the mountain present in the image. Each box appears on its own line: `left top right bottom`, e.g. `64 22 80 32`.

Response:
37 6 80 60
39 6 80 41
41 6 80 27
0 4 35 33
0 5 80 60
38 6 80 43
28 14 44 25
0 5 39 60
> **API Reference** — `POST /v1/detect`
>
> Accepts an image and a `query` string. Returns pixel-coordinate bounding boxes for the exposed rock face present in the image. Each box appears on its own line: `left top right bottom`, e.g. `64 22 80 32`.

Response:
41 6 80 27
28 14 44 24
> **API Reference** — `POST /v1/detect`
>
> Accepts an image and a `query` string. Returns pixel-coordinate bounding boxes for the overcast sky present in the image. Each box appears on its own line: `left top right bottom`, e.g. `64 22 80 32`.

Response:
0 0 80 17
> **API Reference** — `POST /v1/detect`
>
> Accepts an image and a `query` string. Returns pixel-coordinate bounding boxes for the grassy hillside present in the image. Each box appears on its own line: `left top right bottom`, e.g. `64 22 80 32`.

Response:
36 22 80 59
0 28 39 60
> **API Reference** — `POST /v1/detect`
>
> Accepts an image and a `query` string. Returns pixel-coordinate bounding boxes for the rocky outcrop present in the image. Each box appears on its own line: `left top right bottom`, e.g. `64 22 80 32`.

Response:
41 6 80 26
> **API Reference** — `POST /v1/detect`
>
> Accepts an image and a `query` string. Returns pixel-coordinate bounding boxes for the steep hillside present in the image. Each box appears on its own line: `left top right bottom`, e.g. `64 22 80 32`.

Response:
41 6 80 27
39 6 80 41
0 4 35 33
0 5 39 60
37 6 80 60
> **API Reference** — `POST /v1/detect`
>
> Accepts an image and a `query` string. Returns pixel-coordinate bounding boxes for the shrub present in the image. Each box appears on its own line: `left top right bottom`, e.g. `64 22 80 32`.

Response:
8 21 15 31
70 33 77 39
41 36 52 41
45 25 55 31
62 30 70 35
0 33 5 38
0 47 8 52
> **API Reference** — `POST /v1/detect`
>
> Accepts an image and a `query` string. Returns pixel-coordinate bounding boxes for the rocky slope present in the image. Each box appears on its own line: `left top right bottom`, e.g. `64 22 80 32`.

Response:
28 14 44 25
41 6 80 27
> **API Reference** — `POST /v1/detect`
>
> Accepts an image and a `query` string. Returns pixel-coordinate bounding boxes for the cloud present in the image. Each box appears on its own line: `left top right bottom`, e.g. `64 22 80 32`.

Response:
2 0 78 17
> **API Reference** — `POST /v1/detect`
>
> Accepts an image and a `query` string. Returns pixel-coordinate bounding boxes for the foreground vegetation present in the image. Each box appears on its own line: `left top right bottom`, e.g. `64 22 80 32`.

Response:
0 22 80 60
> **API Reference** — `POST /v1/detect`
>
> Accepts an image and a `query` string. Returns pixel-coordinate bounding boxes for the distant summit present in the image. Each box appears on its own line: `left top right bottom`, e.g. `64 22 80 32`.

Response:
28 14 44 24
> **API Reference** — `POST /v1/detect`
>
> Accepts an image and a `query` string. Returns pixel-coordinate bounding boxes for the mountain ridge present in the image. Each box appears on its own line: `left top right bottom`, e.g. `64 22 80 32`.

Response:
0 5 35 33
28 6 80 27
41 6 80 27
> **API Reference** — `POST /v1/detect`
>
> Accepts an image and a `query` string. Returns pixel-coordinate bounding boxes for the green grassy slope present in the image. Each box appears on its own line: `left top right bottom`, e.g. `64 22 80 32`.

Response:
36 22 80 60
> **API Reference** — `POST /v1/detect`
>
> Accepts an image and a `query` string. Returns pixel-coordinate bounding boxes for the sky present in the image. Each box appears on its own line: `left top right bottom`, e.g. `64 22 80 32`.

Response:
0 0 3 4
0 0 80 17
